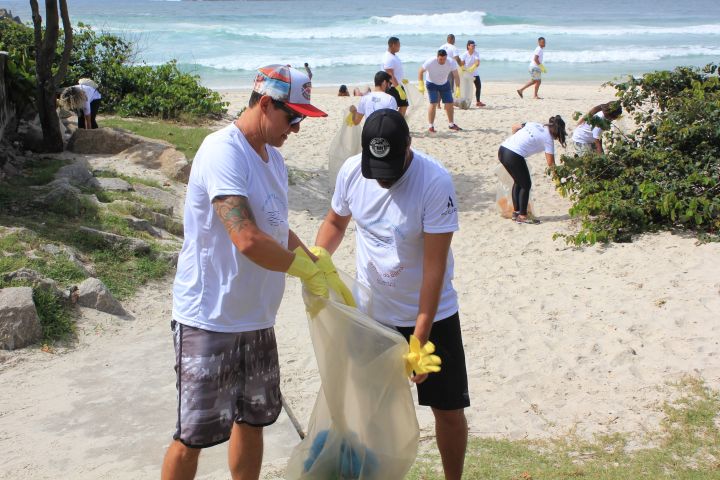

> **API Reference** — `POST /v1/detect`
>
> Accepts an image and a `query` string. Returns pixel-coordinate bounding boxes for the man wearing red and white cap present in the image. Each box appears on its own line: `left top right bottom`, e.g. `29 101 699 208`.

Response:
161 64 348 480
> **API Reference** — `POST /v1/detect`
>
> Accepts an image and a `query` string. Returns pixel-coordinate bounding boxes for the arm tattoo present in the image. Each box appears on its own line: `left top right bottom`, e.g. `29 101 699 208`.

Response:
213 195 256 234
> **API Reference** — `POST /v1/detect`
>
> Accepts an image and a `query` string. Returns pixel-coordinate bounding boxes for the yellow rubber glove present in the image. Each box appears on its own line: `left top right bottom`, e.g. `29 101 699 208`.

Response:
344 112 354 127
309 246 356 307
454 85 461 98
539 63 547 73
403 335 442 377
401 78 409 85
395 84 407 101
467 64 477 73
287 247 327 297
459 65 466 73
417 82 426 94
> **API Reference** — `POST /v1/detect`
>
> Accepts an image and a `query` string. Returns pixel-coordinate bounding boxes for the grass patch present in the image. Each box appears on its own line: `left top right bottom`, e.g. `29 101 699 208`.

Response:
102 117 213 160
94 189 169 213
407 376 720 479
0 157 69 211
90 248 170 300
93 169 164 189
33 287 75 342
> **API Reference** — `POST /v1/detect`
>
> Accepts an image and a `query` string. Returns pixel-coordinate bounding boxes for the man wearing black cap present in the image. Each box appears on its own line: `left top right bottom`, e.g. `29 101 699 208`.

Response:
313 109 469 480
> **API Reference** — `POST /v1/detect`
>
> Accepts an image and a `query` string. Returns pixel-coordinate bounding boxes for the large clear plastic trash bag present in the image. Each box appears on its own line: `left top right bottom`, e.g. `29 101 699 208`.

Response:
286 274 419 480
454 71 475 110
404 83 425 122
328 115 362 191
494 163 537 219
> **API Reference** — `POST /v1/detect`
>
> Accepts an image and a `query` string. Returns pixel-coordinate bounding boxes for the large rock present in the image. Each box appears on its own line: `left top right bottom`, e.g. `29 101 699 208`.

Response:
78 226 151 254
3 268 64 297
119 142 191 183
67 128 143 154
32 178 83 216
76 278 126 316
0 287 42 350
54 163 101 189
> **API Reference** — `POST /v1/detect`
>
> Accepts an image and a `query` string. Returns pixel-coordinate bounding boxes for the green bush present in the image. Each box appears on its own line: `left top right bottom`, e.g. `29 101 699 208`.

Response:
555 64 720 244
0 19 36 111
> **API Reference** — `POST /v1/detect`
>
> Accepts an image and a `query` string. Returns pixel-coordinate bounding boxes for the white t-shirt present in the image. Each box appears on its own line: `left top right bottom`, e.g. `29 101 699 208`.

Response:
529 46 544 69
422 57 458 85
572 111 605 144
440 42 459 60
173 123 289 333
382 51 404 83
461 51 481 77
357 91 398 116
501 122 555 158
332 150 459 327
78 84 101 115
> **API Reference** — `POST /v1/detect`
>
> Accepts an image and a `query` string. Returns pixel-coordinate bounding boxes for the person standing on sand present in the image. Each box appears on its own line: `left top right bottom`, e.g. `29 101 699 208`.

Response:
314 109 470 480
348 71 398 125
382 36 409 117
418 49 463 132
498 115 567 224
517 37 547 100
440 34 464 92
161 65 352 480
461 39 485 107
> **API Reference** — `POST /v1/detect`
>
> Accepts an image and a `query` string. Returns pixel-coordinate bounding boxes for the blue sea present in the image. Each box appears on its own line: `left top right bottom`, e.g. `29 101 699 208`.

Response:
3 0 720 89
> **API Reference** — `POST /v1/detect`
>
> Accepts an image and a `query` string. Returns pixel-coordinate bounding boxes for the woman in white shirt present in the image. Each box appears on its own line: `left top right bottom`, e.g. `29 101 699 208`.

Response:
572 101 622 154
498 115 567 224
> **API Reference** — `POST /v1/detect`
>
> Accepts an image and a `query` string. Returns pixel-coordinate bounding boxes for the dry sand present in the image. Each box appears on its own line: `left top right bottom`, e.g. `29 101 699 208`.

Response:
1 82 719 479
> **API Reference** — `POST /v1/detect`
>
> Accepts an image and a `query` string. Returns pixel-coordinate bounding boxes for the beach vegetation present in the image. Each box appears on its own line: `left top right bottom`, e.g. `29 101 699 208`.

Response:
408 376 720 479
554 64 720 245
1 18 227 122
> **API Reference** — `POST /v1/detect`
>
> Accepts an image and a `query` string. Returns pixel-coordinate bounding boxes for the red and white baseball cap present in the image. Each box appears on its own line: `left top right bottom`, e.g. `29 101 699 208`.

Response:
253 64 327 117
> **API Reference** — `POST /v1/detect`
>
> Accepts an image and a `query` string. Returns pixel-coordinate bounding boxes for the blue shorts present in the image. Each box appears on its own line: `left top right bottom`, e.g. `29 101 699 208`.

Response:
426 80 453 104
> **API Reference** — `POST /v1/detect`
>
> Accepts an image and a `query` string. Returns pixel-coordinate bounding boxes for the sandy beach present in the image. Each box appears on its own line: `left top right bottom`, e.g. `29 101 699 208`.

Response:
1 82 719 479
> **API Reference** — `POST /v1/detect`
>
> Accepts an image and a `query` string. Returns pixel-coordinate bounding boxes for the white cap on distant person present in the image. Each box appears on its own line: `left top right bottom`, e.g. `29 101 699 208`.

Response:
253 64 327 117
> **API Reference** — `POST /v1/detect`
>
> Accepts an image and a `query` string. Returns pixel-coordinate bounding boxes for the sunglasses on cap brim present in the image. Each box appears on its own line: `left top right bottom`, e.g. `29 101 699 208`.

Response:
271 99 305 125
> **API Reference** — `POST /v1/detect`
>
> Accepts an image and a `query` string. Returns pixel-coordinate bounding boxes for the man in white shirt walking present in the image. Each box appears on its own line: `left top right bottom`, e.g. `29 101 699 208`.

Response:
315 109 469 480
440 34 464 92
348 71 398 125
517 36 547 100
382 36 409 117
418 50 462 132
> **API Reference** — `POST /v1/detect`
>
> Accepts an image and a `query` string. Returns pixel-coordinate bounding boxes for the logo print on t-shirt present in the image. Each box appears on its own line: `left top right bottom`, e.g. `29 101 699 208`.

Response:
263 192 286 227
441 196 458 216
369 138 391 158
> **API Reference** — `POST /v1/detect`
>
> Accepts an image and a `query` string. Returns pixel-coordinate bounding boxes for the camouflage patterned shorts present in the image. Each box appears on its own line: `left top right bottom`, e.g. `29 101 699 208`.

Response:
171 321 282 448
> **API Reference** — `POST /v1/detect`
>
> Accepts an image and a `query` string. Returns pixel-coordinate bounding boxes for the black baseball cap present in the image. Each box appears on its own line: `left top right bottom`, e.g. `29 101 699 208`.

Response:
361 109 410 179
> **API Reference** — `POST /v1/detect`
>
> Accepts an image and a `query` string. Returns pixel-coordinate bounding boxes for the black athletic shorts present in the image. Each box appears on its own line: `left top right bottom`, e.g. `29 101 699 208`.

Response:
388 85 410 107
396 312 470 410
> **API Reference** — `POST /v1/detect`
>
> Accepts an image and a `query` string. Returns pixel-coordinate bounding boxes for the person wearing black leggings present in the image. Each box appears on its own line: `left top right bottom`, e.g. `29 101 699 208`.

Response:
461 40 486 107
498 115 567 223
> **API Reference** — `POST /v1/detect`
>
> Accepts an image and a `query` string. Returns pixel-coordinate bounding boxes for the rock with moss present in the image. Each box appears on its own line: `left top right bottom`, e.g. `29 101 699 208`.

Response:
32 178 83 216
0 287 42 350
77 226 152 254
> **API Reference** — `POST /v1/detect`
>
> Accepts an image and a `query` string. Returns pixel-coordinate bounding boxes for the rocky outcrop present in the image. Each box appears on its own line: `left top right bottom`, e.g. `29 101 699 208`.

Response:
76 278 126 316
78 226 151 254
0 287 42 350
54 163 101 189
96 177 132 191
67 128 143 154
32 178 84 216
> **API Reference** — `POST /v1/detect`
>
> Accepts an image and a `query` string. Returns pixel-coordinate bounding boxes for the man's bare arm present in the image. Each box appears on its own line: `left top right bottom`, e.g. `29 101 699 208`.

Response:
213 195 294 271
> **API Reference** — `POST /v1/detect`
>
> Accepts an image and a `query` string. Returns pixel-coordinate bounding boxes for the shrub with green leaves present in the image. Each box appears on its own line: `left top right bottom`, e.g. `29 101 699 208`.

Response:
555 64 720 244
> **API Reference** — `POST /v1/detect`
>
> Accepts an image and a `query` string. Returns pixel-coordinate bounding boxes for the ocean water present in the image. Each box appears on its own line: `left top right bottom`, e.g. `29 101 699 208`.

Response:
3 0 720 89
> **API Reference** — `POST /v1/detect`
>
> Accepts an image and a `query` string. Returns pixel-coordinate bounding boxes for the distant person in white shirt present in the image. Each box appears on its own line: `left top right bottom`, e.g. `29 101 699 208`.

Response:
315 109 470 480
418 50 462 133
382 36 409 116
461 39 485 107
517 37 547 100
572 101 623 153
349 71 398 125
440 34 464 91
498 115 567 224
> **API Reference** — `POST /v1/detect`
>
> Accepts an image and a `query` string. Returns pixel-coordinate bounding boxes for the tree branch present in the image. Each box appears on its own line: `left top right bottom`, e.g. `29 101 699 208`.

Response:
53 0 72 84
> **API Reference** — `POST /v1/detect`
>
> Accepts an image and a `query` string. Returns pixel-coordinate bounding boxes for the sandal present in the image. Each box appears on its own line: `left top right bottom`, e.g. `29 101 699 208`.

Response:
515 216 541 224
511 211 520 220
